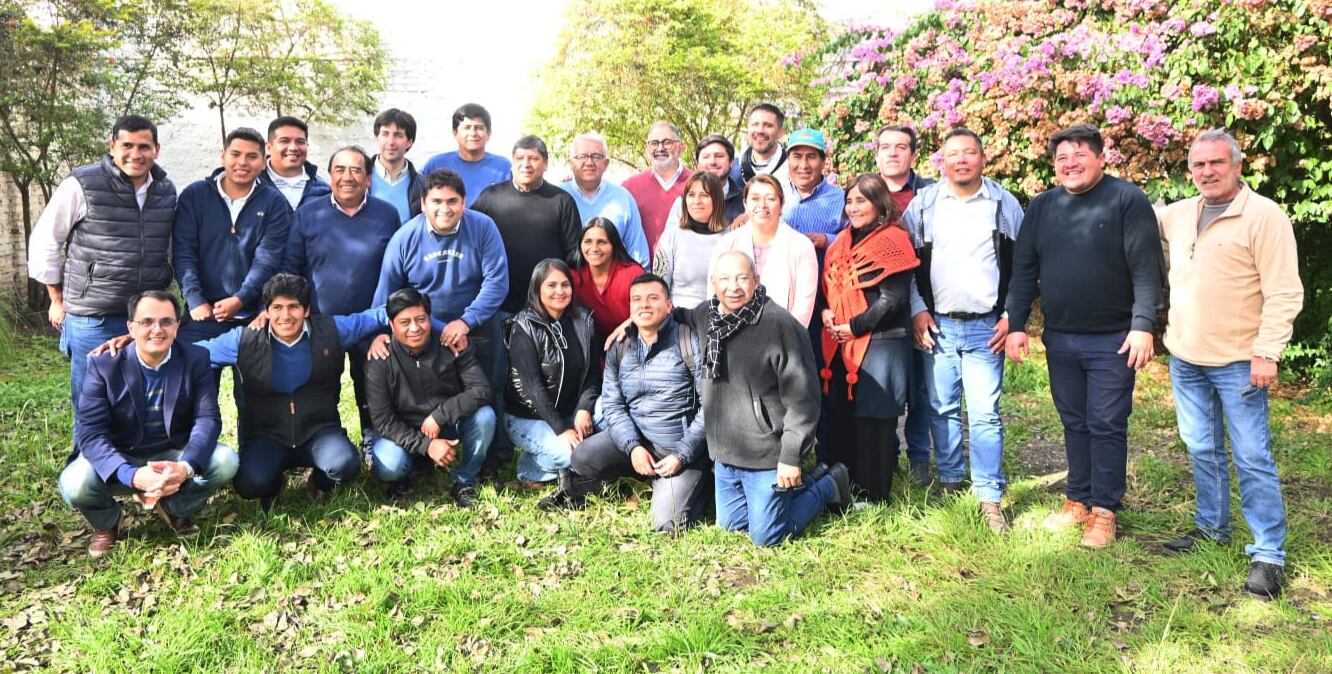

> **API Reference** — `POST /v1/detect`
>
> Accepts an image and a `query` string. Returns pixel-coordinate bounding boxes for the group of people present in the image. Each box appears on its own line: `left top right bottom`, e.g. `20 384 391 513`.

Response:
29 100 1302 600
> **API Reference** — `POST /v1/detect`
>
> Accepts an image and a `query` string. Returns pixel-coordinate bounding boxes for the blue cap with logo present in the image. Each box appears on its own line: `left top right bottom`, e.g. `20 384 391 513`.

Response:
787 128 827 154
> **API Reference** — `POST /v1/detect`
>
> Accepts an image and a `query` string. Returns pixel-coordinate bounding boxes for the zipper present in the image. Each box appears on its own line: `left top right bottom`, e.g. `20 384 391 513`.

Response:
289 399 297 448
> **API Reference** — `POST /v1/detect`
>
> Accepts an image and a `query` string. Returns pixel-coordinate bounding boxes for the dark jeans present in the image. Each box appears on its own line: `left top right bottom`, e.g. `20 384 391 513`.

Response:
480 312 513 465
571 431 712 532
1043 329 1136 511
233 427 361 500
902 347 933 463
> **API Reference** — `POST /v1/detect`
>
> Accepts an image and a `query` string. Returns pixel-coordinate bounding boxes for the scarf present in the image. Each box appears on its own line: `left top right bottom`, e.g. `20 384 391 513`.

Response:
703 284 768 379
820 223 919 399
739 145 788 183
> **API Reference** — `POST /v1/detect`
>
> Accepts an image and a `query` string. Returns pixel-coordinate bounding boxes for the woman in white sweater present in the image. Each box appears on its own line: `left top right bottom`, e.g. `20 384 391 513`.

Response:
652 172 731 309
711 174 818 327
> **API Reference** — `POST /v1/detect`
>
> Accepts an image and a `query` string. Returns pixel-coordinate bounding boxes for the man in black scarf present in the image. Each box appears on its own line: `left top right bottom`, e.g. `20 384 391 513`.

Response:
685 250 849 546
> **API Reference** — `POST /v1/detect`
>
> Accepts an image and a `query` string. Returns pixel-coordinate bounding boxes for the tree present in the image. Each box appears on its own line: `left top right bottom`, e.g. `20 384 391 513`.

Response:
812 0 1332 382
181 0 389 144
528 0 829 168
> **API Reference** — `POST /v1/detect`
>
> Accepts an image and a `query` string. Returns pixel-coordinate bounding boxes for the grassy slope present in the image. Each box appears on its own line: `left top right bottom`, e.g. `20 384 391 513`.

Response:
0 332 1328 673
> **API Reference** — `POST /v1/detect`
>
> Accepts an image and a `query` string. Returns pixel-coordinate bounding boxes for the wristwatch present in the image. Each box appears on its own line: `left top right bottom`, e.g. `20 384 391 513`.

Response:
180 461 197 479
1256 355 1279 363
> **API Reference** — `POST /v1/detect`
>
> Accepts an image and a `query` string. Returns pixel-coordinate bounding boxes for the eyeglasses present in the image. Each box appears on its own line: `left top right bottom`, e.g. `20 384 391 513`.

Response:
646 139 679 150
572 153 607 163
133 317 178 329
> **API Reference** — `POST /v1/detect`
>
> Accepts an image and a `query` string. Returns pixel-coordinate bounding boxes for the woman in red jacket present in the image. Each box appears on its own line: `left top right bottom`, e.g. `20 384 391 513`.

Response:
571 217 646 350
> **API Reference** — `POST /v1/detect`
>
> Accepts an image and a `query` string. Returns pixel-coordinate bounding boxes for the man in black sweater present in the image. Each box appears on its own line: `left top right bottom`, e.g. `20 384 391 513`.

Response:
472 135 582 478
683 250 849 547
1004 124 1165 550
365 289 494 507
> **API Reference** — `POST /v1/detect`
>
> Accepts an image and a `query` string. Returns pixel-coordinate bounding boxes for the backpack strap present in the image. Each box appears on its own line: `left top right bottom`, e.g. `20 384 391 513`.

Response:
677 320 696 381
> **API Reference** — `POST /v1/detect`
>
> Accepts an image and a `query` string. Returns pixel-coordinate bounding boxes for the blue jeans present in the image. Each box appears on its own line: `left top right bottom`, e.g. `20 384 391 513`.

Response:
1170 358 1286 566
506 413 577 483
924 312 1006 502
233 427 360 499
1044 330 1135 511
370 406 496 486
902 347 933 463
61 313 129 412
59 444 239 531
714 461 837 547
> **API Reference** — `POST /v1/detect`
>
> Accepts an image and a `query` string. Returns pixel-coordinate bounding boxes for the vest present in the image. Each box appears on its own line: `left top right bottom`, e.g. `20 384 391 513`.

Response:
503 306 595 419
63 156 177 316
236 315 344 447
914 202 1014 316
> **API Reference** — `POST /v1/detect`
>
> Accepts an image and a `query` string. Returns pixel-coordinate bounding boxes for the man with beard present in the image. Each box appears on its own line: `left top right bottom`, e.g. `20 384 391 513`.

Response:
731 103 789 185
623 121 695 255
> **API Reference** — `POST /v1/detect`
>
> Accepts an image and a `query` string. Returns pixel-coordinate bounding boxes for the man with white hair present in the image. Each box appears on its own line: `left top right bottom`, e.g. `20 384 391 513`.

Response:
1157 128 1303 600
560 132 649 265
623 121 694 255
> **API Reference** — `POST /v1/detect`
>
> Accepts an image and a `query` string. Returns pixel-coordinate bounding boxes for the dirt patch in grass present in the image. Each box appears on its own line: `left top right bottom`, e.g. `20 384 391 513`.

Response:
1011 437 1068 483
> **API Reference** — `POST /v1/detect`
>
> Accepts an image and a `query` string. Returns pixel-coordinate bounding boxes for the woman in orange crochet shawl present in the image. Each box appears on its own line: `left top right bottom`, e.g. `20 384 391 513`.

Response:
820 174 920 501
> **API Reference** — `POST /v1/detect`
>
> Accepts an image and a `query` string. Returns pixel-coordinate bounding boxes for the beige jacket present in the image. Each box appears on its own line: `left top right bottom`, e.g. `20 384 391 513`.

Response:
1158 186 1303 365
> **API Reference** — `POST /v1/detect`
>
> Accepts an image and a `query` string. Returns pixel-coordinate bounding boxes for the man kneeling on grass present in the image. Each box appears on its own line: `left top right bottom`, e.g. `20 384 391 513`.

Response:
365 288 495 508
60 291 239 558
540 273 711 533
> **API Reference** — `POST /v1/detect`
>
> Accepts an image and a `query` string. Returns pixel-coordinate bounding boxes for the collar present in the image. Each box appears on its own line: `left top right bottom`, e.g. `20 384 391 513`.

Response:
374 157 409 182
787 176 832 202
652 162 684 189
939 179 989 202
135 344 173 371
572 179 606 200
269 320 311 348
331 191 368 216
266 163 308 187
514 178 545 193
215 175 257 204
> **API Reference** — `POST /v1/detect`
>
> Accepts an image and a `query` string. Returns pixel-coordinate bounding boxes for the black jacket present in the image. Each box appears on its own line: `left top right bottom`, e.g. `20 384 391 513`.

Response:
504 306 600 431
365 334 491 455
236 314 344 447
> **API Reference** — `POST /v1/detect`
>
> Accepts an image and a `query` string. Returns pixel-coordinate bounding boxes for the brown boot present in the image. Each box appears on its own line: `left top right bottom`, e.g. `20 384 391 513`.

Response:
980 501 1010 535
1042 498 1091 531
88 528 119 558
1081 507 1117 549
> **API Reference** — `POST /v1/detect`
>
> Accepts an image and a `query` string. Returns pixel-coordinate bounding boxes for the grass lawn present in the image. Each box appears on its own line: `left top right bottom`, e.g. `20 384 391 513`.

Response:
1 329 1329 673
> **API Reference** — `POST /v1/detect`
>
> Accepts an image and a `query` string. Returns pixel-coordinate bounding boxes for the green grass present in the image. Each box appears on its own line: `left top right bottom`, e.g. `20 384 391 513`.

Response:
1 330 1329 673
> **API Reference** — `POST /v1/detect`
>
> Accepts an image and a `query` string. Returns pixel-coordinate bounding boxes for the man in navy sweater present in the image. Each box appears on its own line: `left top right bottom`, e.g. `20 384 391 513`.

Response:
258 116 331 211
283 146 402 445
173 127 292 346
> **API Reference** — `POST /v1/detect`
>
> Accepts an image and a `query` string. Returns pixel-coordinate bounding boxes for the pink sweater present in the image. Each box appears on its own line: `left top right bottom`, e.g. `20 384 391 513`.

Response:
623 166 693 257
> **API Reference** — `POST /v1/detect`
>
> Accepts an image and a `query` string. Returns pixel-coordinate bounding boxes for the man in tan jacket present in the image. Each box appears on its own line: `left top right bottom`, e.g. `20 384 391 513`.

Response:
1157 128 1303 601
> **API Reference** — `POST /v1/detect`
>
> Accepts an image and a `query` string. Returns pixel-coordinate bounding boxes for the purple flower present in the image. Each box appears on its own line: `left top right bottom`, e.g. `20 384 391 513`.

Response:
1191 84 1220 111
1105 106 1133 124
1224 84 1243 101
1189 21 1217 37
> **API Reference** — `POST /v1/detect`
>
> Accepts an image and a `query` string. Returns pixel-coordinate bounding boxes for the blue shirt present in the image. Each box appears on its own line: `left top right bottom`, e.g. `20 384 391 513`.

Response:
282 196 402 315
372 210 510 329
559 180 650 266
422 152 512 207
782 178 847 240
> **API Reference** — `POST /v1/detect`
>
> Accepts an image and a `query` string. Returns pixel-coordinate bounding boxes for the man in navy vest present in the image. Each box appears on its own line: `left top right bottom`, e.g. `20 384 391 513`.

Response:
27 115 178 410
60 291 238 558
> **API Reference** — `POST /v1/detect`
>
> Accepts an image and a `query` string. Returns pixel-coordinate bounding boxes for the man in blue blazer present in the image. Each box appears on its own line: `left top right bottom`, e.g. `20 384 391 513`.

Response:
58 290 239 558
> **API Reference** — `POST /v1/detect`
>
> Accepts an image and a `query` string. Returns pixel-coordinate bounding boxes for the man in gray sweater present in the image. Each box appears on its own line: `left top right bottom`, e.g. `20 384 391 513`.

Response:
684 250 849 546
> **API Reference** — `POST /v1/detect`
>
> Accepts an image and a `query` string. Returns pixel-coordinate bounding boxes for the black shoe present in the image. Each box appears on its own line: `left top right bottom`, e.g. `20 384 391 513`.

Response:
386 476 414 498
806 463 831 484
451 483 478 509
826 463 851 510
259 495 278 514
537 470 594 511
1163 528 1227 555
1243 561 1284 601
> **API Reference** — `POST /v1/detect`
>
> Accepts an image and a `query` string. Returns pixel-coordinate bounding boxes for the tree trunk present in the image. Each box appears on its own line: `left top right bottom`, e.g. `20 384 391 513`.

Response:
18 184 44 312
217 103 228 146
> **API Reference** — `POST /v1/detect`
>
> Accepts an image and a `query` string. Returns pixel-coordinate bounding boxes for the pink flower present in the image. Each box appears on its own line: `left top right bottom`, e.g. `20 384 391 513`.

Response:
1189 21 1217 37
1224 84 1243 102
1105 106 1133 124
1191 84 1220 111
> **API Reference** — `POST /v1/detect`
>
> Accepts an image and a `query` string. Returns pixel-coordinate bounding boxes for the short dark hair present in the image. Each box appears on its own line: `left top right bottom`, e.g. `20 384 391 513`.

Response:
513 135 549 161
629 272 671 298
1049 124 1104 159
695 134 736 162
750 103 786 129
327 145 373 174
527 258 575 321
423 169 466 200
941 127 984 152
876 124 920 153
262 273 311 309
374 108 417 142
111 115 158 144
126 290 180 319
386 287 432 321
267 116 308 140
452 103 492 132
572 217 634 269
225 127 266 151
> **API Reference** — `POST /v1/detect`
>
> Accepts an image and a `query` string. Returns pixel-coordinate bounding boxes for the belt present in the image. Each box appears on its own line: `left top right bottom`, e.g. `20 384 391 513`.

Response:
940 311 991 321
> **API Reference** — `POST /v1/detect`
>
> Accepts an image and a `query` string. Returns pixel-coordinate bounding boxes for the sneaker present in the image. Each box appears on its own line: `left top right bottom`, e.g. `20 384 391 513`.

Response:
451 483 478 509
1081 507 1117 549
826 463 852 509
1243 561 1284 601
1163 528 1228 555
908 460 931 487
152 503 199 536
1042 499 1091 531
980 501 1010 535
88 528 119 558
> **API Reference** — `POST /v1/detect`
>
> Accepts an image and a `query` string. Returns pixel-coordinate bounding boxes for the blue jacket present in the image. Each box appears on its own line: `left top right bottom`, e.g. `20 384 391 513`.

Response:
173 169 292 315
600 317 706 464
256 161 331 210
74 342 222 484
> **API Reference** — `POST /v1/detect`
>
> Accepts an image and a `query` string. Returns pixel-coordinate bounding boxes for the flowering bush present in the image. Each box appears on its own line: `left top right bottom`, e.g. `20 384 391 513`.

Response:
811 0 1332 380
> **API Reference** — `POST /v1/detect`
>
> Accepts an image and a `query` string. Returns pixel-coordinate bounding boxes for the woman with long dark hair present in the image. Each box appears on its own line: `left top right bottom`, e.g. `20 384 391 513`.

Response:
820 174 919 501
570 217 645 348
652 172 730 308
504 259 601 487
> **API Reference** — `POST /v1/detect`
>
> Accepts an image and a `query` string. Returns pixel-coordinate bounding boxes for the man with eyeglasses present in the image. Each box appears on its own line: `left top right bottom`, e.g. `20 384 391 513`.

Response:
559 132 649 266
622 121 694 255
257 116 331 212
423 103 512 208
60 290 239 558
